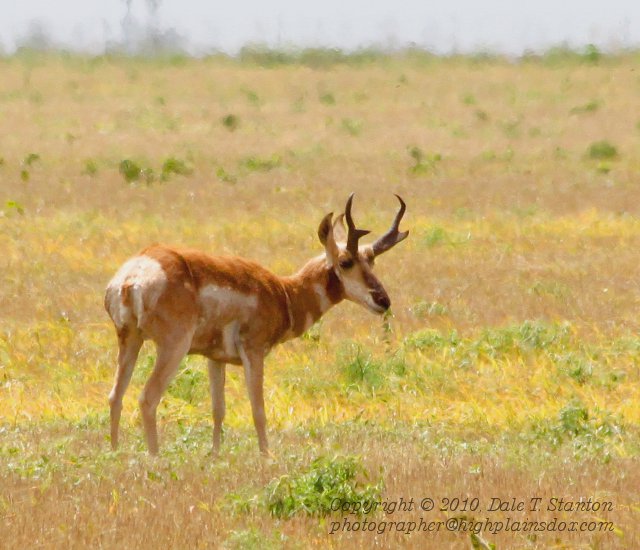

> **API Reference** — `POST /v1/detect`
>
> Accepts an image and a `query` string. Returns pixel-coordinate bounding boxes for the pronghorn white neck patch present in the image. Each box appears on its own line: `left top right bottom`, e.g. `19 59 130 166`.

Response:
313 283 331 313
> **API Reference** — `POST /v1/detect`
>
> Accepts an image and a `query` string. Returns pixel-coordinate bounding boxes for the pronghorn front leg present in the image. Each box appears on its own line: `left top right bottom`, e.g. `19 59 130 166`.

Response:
207 360 226 456
238 344 269 455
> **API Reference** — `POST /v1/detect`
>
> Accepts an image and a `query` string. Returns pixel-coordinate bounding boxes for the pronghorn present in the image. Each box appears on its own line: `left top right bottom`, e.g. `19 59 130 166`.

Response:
104 194 408 456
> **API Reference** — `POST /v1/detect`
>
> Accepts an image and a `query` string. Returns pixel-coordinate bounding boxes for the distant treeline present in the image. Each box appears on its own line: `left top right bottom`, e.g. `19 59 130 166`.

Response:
235 44 639 67
3 43 640 68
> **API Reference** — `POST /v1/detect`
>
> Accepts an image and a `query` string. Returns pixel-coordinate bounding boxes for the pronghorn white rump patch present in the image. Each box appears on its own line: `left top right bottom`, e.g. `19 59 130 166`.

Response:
105 256 167 328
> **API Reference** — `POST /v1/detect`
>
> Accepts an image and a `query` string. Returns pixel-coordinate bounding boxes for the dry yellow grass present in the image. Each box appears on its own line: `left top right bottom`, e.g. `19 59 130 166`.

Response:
1 51 639 548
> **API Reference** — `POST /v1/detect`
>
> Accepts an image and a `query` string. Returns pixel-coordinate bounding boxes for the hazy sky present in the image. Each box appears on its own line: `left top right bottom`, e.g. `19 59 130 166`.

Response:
1 0 639 55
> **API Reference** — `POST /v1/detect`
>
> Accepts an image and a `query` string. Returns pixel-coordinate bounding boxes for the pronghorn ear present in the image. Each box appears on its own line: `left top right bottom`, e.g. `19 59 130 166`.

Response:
332 213 347 244
318 212 340 267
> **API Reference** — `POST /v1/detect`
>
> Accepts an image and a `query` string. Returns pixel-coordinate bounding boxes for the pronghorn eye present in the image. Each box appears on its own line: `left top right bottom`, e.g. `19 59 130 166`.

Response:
339 258 354 269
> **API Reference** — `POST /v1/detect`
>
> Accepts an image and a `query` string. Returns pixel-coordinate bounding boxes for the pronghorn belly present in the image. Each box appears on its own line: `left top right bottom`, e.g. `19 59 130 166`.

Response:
190 320 243 364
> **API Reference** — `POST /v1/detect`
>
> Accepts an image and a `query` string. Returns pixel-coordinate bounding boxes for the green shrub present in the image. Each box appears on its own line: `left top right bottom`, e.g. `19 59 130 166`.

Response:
587 141 618 160
4 200 25 216
405 329 460 350
461 93 476 105
475 109 489 122
216 166 237 183
222 114 239 130
423 226 447 247
408 146 441 174
319 92 336 105
570 99 600 114
243 89 261 106
23 152 40 166
260 456 382 518
119 159 143 183
528 400 624 460
341 118 363 136
240 154 282 172
83 159 98 176
412 300 449 319
340 344 383 390
558 402 590 435
167 365 207 404
161 157 192 180
582 44 601 64
481 320 570 354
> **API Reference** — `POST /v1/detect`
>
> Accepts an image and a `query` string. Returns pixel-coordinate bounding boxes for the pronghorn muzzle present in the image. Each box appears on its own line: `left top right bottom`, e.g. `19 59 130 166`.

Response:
371 288 391 311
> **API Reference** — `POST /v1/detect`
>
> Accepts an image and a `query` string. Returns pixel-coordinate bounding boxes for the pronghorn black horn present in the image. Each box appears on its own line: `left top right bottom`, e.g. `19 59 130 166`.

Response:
372 194 409 256
344 193 370 256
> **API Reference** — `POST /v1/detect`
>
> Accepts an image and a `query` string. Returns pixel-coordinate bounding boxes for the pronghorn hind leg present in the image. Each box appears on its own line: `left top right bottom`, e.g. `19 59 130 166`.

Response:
207 360 226 456
109 326 143 450
238 345 269 456
139 331 193 455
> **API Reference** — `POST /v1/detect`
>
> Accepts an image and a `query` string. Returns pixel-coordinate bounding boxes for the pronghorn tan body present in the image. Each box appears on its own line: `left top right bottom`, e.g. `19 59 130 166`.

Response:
104 194 408 456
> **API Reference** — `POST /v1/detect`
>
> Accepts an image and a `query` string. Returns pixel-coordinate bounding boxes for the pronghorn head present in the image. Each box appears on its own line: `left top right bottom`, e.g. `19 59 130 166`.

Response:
318 193 409 314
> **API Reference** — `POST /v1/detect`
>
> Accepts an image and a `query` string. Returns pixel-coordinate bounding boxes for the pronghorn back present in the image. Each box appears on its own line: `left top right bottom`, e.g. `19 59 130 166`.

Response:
105 245 295 364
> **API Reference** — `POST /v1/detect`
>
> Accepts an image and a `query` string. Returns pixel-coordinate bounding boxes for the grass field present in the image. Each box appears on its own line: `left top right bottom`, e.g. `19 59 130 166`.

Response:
1 49 640 548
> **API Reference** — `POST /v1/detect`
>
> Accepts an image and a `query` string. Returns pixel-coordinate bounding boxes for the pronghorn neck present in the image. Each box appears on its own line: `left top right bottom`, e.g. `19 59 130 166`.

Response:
281 255 344 339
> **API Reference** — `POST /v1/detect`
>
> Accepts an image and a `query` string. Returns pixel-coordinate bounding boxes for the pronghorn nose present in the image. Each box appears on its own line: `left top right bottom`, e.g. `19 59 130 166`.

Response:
372 291 391 311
